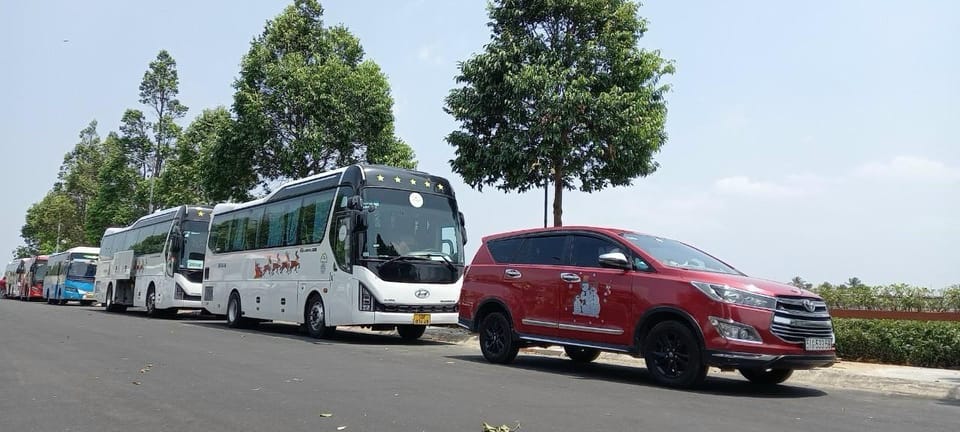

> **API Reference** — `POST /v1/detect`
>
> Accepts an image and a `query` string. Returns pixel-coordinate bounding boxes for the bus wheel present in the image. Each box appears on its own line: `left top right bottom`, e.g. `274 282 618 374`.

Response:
226 292 247 328
305 295 335 339
396 325 427 341
105 286 126 312
145 287 159 317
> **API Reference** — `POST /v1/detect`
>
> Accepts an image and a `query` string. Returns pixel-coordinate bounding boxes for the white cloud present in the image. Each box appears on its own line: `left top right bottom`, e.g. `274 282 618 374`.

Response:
713 175 804 198
853 155 960 183
416 44 444 65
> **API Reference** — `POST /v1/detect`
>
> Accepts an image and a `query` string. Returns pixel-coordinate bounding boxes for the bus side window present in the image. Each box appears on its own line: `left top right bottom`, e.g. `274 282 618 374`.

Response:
332 216 352 273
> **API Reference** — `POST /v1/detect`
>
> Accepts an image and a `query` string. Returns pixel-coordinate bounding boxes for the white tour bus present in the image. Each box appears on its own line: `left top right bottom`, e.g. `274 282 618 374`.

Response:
202 164 467 340
3 259 24 298
43 246 100 305
95 205 212 316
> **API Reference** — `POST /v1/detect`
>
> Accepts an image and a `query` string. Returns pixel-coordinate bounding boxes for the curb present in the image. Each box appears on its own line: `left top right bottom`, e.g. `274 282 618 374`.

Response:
424 328 960 401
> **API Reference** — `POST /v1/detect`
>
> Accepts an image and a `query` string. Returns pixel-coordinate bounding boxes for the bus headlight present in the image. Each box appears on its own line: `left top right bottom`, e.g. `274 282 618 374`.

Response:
359 284 373 311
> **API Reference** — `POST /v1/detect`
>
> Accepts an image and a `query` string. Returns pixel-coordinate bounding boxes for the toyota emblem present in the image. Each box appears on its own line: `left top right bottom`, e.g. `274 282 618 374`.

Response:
415 289 430 299
802 299 816 312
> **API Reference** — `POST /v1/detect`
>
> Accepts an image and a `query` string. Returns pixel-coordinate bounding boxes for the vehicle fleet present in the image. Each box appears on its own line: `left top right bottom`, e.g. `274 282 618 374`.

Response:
2 164 836 389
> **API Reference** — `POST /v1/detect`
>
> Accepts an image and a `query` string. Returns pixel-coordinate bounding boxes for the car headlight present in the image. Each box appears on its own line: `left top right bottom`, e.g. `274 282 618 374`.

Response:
691 281 776 310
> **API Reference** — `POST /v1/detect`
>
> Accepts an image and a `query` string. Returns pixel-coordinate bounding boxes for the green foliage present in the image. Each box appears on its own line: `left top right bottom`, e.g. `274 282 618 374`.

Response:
834 318 960 369
445 0 673 226
20 189 82 254
19 121 106 253
12 245 35 259
789 276 812 290
158 107 233 206
139 49 189 180
86 133 143 244
230 0 415 188
809 279 959 312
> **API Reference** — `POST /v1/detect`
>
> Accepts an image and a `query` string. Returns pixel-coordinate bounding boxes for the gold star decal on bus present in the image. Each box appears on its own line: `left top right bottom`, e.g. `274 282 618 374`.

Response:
437 184 444 191
197 210 204 216
394 176 401 183
424 180 431 188
377 174 384 182
410 178 417 185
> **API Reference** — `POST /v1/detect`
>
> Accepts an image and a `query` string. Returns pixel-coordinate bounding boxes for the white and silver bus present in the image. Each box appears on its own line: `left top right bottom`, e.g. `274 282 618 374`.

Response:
202 164 467 340
94 205 212 316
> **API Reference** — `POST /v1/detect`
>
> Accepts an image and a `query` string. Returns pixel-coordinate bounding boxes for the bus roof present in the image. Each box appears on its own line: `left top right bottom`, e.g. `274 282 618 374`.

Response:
102 205 212 237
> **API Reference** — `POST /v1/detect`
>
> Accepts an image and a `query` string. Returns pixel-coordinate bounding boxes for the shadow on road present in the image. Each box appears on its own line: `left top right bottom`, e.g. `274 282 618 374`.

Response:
180 320 455 347
447 354 829 399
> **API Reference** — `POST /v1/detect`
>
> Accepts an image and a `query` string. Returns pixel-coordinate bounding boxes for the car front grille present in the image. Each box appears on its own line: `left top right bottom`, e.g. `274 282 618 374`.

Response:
770 296 834 343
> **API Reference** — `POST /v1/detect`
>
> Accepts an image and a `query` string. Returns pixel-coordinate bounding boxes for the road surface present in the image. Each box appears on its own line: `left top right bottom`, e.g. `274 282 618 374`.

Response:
0 299 955 432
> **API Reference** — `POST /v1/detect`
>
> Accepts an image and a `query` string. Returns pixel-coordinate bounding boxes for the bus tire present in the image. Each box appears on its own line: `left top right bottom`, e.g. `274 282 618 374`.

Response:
226 291 248 329
105 285 126 312
396 325 427 341
305 294 335 339
145 286 159 317
81 300 95 307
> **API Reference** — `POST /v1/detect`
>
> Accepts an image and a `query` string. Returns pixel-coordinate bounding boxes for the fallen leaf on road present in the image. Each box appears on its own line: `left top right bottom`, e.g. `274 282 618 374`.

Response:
319 413 332 417
131 381 141 385
337 427 346 431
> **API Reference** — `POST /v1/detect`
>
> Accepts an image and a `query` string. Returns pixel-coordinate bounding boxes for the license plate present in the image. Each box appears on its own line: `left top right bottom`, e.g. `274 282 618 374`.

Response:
412 313 431 325
805 337 833 351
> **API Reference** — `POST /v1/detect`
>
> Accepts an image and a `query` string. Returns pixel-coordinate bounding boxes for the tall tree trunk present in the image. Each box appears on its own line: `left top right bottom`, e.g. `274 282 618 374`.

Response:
552 163 563 227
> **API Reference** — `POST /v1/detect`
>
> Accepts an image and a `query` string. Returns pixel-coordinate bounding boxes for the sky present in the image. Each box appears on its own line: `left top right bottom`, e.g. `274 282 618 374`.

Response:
1 0 957 288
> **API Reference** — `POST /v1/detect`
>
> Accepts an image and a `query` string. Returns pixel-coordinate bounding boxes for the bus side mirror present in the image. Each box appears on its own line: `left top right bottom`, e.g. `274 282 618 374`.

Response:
459 211 468 245
170 233 182 253
347 196 364 211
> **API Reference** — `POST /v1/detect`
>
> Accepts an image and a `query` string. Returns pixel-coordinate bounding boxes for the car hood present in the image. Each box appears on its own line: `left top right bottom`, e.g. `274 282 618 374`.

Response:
682 271 821 299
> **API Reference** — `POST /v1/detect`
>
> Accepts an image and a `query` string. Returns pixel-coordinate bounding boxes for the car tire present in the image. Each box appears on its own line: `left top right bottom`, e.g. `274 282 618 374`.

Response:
642 321 708 388
396 325 427 341
564 346 601 363
304 295 336 339
479 312 519 364
738 368 794 385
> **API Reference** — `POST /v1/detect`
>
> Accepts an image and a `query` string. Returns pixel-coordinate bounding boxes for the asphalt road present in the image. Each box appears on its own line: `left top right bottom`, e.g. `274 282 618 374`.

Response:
0 299 956 432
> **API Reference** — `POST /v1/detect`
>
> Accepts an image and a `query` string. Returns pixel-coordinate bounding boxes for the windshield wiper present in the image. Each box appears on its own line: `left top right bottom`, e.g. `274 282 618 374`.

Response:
377 253 458 273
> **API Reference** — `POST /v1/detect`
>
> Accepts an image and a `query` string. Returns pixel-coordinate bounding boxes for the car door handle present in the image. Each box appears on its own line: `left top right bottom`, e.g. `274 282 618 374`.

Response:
560 273 581 283
504 269 522 279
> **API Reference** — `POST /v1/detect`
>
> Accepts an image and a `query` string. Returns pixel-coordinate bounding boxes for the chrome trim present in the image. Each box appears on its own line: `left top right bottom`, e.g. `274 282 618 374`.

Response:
771 296 834 344
521 318 559 329
560 272 581 283
558 323 624 335
711 352 778 361
504 269 522 279
518 335 631 353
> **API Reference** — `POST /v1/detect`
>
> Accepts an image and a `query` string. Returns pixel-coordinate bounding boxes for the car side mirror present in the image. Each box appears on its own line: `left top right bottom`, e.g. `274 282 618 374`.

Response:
598 252 630 270
170 233 182 253
458 211 468 245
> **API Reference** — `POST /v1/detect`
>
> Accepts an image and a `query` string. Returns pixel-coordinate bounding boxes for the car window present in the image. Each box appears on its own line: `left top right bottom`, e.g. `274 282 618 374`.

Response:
568 235 624 268
513 236 565 265
486 238 523 263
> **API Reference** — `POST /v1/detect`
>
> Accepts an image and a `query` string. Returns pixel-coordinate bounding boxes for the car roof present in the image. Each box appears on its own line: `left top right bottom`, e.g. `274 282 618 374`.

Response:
480 226 661 244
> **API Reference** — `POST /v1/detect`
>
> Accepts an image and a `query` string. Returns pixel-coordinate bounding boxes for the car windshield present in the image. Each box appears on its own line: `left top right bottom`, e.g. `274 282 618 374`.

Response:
360 187 464 265
621 232 740 275
181 220 209 270
67 262 97 280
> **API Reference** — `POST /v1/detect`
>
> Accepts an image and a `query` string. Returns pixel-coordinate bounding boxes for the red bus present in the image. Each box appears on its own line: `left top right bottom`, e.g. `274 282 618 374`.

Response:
14 255 49 301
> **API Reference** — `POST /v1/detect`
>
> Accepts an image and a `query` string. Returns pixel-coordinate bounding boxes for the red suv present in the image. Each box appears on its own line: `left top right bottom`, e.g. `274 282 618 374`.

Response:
458 226 836 388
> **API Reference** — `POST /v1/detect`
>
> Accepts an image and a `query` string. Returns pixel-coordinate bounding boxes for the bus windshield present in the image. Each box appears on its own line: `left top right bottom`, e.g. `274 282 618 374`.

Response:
67 262 97 280
361 187 464 265
181 220 209 270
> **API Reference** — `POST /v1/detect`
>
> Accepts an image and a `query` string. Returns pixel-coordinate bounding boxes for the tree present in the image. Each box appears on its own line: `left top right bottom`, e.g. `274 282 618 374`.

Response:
158 106 234 206
86 133 143 243
847 277 863 288
12 245 35 259
58 120 105 232
445 0 674 226
229 0 416 190
139 50 189 180
789 276 812 290
20 189 81 254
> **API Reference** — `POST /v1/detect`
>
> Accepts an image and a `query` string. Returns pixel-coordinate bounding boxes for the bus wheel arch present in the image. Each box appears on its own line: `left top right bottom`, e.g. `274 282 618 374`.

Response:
304 292 335 339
